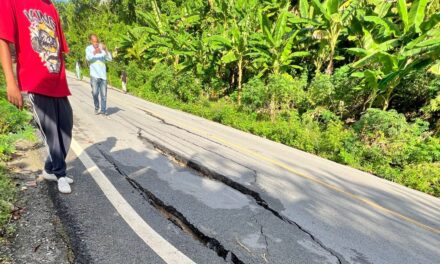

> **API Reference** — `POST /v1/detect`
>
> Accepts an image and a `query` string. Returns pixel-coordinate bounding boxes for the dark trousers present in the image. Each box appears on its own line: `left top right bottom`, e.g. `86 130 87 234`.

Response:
29 93 73 177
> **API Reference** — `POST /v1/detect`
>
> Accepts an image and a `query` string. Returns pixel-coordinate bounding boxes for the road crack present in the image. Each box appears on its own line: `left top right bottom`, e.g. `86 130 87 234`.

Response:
144 126 259 184
97 148 245 264
135 132 345 264
138 108 241 155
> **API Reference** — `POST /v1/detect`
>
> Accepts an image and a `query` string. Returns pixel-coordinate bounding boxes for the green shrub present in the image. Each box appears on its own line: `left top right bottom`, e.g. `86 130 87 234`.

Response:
126 61 151 90
307 73 334 108
267 73 306 111
331 66 367 117
0 135 15 161
399 163 440 197
0 167 15 227
241 73 306 120
391 71 438 115
204 77 229 99
143 64 202 102
149 64 175 95
0 99 31 135
354 109 411 139
353 109 439 169
241 77 266 112
175 72 202 103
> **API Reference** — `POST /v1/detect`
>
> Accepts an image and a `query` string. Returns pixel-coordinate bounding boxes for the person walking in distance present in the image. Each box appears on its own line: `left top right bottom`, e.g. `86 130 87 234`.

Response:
0 0 74 193
85 34 112 115
121 70 127 94
75 60 82 80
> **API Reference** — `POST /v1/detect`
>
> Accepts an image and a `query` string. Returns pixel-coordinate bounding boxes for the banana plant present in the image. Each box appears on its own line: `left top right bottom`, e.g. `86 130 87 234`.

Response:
207 0 258 104
118 27 152 62
248 4 310 77
303 0 361 74
349 0 440 110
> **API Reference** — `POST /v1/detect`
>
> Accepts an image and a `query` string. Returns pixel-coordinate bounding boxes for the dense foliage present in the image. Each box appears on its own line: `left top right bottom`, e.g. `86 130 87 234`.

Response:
57 0 440 196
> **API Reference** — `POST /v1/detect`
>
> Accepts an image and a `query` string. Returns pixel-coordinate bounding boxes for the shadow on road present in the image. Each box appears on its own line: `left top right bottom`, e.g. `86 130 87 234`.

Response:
105 107 122 116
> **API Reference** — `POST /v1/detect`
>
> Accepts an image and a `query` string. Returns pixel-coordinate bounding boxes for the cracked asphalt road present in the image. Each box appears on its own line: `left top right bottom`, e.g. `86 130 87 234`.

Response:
53 74 440 264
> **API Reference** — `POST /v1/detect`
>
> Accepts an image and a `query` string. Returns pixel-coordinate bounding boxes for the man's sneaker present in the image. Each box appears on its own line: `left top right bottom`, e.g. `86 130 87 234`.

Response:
42 170 74 184
100 111 107 116
58 177 71 194
95 109 100 115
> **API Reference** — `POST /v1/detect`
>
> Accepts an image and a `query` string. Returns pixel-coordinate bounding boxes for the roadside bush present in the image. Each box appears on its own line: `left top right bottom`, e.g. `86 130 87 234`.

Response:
175 72 202 103
354 109 411 140
204 77 229 99
331 66 367 117
399 163 440 197
146 64 201 102
391 72 437 116
303 107 356 159
149 63 175 95
0 99 31 135
306 73 334 108
0 135 16 162
353 109 439 169
241 73 306 120
267 73 306 113
0 168 15 231
241 77 266 112
126 60 151 90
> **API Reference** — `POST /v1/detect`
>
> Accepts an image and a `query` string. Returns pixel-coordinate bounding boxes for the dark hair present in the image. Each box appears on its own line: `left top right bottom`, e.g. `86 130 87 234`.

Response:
89 34 98 40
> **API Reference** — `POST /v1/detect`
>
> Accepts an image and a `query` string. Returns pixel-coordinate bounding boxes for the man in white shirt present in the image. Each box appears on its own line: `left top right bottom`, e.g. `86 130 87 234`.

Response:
85 34 112 115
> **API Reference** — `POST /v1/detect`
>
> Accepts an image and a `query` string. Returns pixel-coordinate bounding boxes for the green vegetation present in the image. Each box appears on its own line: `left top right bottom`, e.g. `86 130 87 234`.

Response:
0 72 34 238
57 0 440 196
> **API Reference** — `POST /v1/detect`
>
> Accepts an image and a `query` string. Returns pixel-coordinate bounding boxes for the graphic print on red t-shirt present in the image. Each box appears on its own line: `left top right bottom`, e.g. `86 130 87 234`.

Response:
24 9 61 73
0 0 71 97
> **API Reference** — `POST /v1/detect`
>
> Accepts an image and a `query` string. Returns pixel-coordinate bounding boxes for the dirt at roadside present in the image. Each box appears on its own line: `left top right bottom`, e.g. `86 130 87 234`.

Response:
0 140 72 264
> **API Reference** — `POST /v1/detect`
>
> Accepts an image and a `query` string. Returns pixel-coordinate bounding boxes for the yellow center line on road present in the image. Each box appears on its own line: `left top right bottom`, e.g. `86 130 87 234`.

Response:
133 105 440 236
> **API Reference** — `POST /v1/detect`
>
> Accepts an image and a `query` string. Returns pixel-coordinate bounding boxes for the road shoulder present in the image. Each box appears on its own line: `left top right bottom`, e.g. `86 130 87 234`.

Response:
1 140 72 264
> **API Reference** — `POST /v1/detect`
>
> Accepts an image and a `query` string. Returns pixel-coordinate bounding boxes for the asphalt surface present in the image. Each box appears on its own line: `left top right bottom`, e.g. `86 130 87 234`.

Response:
52 74 440 264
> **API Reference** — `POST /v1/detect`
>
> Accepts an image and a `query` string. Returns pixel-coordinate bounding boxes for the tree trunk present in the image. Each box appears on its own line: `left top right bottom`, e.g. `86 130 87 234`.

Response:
151 0 162 33
325 52 334 75
229 67 236 95
382 79 399 110
174 55 179 70
270 94 276 122
208 0 214 10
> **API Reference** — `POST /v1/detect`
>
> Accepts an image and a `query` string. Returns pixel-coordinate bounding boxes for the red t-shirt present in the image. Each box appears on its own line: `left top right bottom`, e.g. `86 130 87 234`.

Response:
0 0 70 97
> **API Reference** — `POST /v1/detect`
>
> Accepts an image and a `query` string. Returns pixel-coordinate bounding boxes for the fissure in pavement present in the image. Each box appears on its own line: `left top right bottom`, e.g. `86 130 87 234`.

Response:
98 149 245 264
137 131 345 264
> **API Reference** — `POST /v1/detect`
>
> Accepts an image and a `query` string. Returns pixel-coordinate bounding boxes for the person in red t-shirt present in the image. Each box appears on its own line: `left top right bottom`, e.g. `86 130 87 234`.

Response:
0 0 74 194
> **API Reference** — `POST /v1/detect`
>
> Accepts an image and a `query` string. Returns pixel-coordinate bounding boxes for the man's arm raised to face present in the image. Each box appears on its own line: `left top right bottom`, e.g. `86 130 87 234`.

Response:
0 39 22 109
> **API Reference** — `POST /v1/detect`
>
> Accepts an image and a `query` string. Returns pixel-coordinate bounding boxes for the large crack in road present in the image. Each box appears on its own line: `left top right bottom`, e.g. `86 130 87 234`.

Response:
98 149 245 264
93 108 345 263
136 130 345 264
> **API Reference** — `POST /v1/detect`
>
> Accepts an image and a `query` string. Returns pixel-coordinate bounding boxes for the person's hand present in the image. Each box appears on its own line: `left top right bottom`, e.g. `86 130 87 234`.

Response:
93 48 101 55
6 83 23 109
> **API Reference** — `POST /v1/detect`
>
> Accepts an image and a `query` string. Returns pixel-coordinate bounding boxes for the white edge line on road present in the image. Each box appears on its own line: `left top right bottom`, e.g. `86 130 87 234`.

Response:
71 138 196 264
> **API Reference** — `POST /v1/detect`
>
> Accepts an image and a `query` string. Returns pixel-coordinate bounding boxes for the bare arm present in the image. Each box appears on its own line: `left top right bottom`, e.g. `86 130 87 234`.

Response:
0 39 22 109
